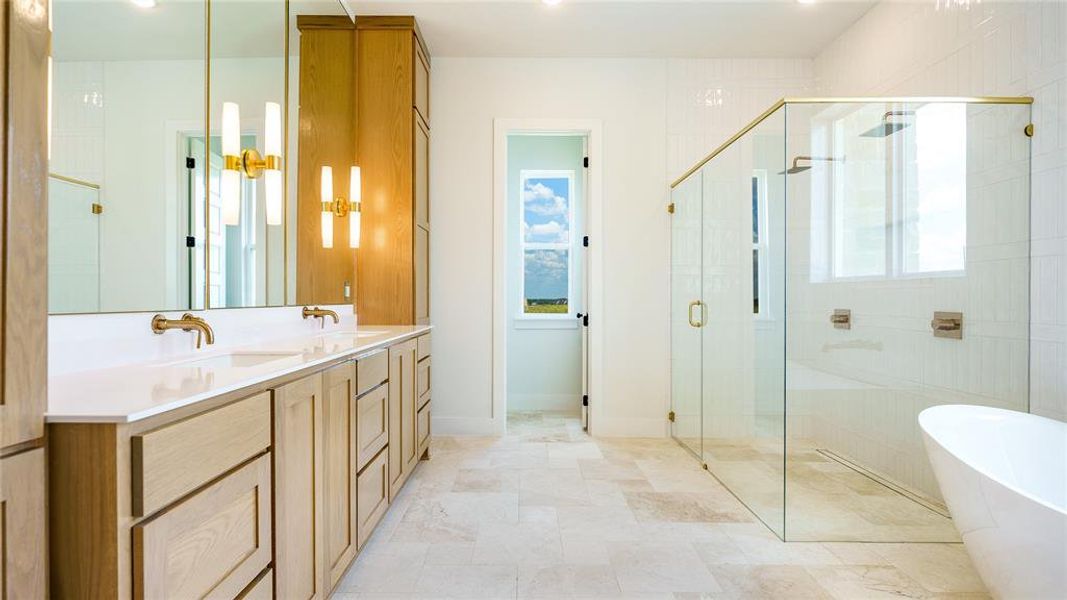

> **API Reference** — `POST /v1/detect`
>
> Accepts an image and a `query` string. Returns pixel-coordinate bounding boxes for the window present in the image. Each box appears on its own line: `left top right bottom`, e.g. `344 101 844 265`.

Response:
520 170 574 316
822 102 967 281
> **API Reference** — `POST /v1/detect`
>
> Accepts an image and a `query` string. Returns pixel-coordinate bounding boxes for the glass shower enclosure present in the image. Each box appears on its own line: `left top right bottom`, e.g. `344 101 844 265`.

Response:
669 97 1033 542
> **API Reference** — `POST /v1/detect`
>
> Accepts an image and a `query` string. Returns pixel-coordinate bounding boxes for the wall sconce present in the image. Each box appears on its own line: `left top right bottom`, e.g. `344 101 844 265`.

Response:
320 165 362 249
221 101 284 226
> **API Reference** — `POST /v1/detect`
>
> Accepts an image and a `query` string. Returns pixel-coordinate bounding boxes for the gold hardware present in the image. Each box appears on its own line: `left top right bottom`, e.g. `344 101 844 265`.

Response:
1024 123 1034 137
302 306 340 328
668 410 675 422
225 148 283 179
322 199 359 219
49 172 101 190
151 313 215 349
830 309 851 330
91 203 103 215
670 96 1035 188
702 463 709 470
931 311 963 339
667 203 675 214
687 300 706 328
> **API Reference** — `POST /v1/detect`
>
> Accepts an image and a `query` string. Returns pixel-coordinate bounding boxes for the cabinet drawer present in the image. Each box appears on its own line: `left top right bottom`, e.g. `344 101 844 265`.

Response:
417 402 431 457
132 393 271 517
356 447 389 549
356 350 389 396
417 333 431 361
416 357 431 401
132 454 272 600
357 383 389 472
237 568 273 600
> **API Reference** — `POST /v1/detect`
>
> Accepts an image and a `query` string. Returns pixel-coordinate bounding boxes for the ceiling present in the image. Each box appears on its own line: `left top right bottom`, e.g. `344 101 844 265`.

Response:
349 0 877 58
52 0 875 62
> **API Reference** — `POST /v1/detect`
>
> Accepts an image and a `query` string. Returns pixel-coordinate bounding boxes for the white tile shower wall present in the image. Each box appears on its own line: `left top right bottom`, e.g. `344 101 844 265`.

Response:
814 0 1067 424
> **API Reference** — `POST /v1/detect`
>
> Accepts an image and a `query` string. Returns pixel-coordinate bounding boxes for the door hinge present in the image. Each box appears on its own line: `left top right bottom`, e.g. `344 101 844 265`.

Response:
582 235 589 247
1024 123 1034 137
583 314 588 327
582 394 588 407
668 410 675 422
186 157 196 169
91 203 103 215
185 236 196 248
583 156 589 168
667 203 675 214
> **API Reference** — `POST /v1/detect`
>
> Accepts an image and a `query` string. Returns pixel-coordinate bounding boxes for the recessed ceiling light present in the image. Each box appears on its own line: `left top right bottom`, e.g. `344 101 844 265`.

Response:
542 0 562 6
131 0 158 8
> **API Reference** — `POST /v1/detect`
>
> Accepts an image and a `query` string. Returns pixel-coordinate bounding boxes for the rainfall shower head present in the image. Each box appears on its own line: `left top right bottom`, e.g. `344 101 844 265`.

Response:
860 110 914 138
780 155 842 175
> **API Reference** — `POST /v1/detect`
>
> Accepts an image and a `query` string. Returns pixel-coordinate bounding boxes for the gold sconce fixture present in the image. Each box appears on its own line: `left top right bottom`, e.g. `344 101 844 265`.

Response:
320 165 362 249
221 101 283 226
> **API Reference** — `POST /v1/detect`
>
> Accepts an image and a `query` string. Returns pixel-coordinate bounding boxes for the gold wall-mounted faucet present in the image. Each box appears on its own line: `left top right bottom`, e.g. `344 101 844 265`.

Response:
303 306 340 329
151 313 216 349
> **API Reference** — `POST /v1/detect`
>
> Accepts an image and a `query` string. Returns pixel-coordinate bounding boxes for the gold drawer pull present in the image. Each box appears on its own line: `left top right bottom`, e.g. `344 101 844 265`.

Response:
931 312 963 339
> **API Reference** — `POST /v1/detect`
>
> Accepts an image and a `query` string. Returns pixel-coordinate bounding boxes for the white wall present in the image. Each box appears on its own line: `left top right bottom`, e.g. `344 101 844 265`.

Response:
430 57 816 436
813 0 1067 424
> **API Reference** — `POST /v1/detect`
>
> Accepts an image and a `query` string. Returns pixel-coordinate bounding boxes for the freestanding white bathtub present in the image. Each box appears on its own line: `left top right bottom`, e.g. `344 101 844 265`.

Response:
920 405 1067 600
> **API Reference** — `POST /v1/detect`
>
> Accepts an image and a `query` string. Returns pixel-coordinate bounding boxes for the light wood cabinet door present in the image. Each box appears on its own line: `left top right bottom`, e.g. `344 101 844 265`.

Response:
322 362 358 591
273 374 326 600
237 568 273 600
132 454 272 600
417 402 431 459
388 339 418 498
414 39 430 127
356 383 389 472
356 447 389 549
0 448 47 599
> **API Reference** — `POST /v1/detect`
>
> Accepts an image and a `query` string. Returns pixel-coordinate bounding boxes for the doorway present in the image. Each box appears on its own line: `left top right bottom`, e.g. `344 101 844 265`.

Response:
492 119 603 436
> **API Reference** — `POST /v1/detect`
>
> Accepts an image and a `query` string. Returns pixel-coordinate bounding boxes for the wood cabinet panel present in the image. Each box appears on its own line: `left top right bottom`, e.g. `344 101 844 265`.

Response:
237 568 273 600
1 0 48 450
415 225 430 325
356 349 389 396
414 40 430 127
322 362 357 590
416 357 431 403
132 393 271 517
273 374 326 600
417 333 431 361
356 447 389 550
132 454 271 600
414 116 429 228
356 383 389 472
1 448 47 599
389 339 419 498
417 402 431 459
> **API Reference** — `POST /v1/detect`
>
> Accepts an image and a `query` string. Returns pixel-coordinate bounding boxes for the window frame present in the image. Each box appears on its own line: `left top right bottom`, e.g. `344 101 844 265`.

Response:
517 169 577 321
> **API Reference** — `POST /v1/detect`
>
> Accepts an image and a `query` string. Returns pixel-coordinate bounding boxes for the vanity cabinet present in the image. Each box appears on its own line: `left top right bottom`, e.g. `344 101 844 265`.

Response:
47 331 432 599
0 448 47 598
357 16 432 325
273 373 327 600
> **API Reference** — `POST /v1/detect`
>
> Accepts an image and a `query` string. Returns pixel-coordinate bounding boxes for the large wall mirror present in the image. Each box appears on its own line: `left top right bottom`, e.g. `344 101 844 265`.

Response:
48 0 353 314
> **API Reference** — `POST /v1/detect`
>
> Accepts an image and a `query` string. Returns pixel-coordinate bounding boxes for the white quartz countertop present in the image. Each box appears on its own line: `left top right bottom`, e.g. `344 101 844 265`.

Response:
47 324 431 423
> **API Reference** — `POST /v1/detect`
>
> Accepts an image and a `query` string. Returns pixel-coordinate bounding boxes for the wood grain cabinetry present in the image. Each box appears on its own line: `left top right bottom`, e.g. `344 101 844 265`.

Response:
388 339 419 498
322 362 358 591
132 455 272 599
1 448 47 598
0 0 50 595
356 16 431 325
273 373 327 600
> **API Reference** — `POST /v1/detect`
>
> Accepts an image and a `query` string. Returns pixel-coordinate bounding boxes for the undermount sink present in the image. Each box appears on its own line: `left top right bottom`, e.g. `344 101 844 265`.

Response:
323 330 387 340
171 352 301 369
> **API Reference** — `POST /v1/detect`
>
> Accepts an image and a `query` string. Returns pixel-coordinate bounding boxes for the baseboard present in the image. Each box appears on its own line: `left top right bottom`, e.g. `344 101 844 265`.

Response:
430 416 500 436
591 416 667 438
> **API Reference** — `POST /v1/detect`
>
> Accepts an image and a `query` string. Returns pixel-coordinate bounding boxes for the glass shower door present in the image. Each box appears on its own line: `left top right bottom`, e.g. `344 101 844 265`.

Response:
48 175 101 313
670 172 703 456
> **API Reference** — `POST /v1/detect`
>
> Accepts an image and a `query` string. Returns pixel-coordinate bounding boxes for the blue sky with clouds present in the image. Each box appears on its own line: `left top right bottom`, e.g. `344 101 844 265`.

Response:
522 176 570 300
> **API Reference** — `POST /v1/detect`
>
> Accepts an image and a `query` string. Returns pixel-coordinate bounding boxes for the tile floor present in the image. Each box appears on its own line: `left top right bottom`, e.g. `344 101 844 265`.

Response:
334 411 989 599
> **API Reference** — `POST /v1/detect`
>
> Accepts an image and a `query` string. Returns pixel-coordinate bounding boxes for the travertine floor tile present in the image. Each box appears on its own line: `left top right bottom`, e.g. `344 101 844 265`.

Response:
333 411 988 599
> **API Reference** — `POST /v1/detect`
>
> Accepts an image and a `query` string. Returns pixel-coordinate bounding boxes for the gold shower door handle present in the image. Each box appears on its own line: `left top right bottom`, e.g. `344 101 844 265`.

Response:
688 300 706 328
